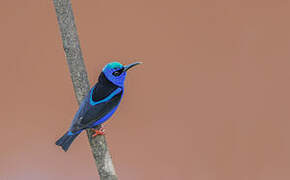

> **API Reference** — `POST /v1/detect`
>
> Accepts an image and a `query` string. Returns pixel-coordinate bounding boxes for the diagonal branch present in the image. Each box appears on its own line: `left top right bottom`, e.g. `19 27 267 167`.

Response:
52 0 118 179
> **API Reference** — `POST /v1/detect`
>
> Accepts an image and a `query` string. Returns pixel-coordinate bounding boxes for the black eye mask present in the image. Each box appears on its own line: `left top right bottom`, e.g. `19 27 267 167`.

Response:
112 68 124 76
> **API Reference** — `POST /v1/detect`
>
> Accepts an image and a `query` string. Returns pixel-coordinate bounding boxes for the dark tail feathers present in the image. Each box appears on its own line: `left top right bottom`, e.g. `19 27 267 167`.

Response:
55 132 79 152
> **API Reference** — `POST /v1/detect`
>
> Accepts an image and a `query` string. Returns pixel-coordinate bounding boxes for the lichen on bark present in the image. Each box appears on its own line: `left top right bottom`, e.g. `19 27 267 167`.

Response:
53 0 118 179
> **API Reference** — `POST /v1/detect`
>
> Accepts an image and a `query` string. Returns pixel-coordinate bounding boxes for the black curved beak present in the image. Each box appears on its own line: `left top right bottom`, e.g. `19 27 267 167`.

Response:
124 62 142 72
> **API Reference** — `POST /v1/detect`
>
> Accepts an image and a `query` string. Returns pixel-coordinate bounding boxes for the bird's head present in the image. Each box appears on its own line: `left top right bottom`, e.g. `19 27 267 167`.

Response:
102 62 142 87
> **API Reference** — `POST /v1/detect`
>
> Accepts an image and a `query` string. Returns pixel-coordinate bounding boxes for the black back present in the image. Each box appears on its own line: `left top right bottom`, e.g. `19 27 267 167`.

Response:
92 72 119 101
69 72 123 133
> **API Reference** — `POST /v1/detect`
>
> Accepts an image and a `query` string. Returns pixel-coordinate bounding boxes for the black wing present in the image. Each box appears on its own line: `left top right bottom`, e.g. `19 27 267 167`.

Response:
69 73 122 133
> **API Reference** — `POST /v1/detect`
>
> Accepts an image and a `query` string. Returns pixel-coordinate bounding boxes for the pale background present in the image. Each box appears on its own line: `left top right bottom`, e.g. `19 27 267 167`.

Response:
1 0 290 180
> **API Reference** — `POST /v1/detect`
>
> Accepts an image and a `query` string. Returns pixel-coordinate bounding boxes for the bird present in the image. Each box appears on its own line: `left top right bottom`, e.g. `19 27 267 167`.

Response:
55 62 141 152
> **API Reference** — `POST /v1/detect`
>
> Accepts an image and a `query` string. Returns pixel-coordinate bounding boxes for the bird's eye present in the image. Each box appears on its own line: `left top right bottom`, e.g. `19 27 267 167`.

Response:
112 71 121 76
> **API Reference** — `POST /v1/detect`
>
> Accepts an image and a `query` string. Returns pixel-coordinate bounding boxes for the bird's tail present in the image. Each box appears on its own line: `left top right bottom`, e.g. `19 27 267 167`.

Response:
55 131 79 152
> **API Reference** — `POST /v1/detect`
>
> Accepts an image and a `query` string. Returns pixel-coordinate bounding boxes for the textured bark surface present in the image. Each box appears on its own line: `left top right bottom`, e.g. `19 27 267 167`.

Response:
52 0 118 179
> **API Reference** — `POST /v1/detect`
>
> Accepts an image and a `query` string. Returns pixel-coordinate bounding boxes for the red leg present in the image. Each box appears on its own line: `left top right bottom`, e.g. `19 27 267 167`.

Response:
92 126 105 137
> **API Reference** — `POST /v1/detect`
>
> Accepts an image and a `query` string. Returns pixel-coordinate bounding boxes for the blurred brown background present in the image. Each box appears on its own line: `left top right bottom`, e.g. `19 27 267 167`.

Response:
1 0 290 179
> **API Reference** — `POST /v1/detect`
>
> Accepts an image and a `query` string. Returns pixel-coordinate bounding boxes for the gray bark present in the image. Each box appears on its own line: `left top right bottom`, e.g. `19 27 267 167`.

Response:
52 0 118 179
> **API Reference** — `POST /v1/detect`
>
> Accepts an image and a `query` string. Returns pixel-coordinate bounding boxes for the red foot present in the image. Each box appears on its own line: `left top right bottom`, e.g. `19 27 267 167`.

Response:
92 127 105 137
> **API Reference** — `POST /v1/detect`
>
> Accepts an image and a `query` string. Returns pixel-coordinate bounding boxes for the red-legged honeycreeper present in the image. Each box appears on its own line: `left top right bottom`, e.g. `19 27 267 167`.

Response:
55 62 141 152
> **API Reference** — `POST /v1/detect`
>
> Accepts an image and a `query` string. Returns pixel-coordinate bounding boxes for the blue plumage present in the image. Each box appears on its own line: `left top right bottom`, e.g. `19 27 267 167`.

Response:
56 62 141 152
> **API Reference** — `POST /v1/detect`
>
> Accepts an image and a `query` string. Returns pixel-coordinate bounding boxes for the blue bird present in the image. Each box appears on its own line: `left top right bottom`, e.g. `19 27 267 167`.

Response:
56 62 141 152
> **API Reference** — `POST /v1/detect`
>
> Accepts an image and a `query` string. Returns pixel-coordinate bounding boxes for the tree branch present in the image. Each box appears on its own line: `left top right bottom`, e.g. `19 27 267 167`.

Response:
52 0 118 179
